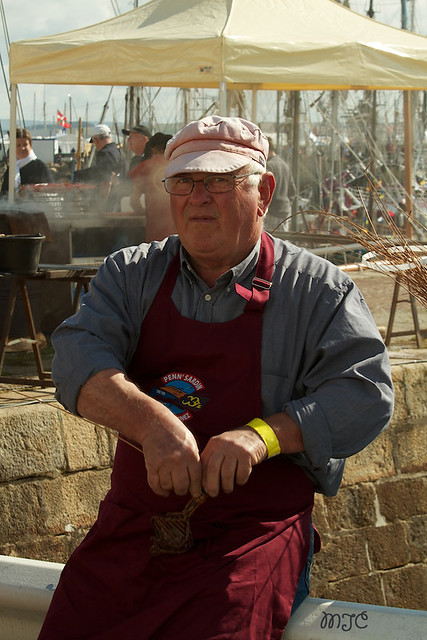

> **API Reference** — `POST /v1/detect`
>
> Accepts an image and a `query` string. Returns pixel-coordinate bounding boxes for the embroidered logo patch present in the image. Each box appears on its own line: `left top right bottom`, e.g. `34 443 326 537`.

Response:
149 372 209 421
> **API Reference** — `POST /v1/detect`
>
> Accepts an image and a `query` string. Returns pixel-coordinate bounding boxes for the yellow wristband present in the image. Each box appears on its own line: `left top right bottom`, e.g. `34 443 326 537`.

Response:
246 418 281 458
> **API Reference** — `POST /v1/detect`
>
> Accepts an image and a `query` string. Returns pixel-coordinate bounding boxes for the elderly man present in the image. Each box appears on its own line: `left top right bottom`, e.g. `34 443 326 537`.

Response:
39 116 393 640
122 123 152 171
74 124 124 211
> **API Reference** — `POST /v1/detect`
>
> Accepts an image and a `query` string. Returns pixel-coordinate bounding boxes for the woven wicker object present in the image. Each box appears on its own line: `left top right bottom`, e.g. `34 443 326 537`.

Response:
150 493 207 556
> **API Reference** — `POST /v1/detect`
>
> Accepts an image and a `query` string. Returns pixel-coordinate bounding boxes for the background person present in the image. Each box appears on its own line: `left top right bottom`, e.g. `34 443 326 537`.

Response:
38 116 393 640
264 136 296 232
0 128 53 195
73 124 125 212
128 132 176 240
122 124 152 171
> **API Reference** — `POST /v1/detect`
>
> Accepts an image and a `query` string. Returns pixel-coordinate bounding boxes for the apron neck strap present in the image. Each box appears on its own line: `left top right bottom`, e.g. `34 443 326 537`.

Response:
235 232 275 311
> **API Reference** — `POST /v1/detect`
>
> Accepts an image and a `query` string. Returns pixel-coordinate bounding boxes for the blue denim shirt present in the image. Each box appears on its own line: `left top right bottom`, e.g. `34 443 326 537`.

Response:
52 233 394 495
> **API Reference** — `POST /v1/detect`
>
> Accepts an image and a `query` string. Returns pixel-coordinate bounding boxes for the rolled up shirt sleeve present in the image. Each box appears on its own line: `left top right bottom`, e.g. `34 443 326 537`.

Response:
293 287 392 454
51 239 175 414
261 239 394 494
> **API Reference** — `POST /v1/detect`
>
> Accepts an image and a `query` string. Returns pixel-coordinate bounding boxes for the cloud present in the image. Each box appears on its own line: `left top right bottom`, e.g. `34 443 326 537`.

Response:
0 0 133 121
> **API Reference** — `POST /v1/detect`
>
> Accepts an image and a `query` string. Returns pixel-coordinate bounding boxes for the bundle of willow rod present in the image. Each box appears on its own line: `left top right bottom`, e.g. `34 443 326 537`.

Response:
319 185 427 309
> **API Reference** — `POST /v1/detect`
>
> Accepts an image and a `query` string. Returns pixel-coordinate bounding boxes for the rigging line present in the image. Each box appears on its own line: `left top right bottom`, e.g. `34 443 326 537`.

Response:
0 118 6 161
139 87 162 130
110 0 121 17
0 0 10 102
0 0 11 50
341 93 420 211
0 45 7 154
0 0 25 127
0 49 9 102
313 94 407 211
313 97 377 179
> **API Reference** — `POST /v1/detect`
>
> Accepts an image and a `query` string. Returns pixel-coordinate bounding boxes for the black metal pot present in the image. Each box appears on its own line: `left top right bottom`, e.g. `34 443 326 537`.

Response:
0 234 45 275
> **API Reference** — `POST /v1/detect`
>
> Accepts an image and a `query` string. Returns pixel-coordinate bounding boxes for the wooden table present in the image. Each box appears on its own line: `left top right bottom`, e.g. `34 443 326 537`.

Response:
362 246 426 348
0 264 98 386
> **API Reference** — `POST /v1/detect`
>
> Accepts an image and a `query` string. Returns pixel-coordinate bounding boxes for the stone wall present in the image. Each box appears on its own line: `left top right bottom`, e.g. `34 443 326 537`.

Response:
0 362 425 610
311 362 426 610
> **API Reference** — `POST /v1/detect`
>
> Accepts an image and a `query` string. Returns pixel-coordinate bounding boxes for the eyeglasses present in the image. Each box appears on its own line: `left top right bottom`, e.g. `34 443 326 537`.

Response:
162 173 257 196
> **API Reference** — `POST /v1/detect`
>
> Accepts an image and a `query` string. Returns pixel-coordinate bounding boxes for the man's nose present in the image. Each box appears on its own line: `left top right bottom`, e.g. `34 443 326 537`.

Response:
189 180 211 199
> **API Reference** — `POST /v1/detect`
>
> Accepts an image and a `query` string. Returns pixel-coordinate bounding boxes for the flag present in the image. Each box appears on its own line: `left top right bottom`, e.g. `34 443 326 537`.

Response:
57 110 71 129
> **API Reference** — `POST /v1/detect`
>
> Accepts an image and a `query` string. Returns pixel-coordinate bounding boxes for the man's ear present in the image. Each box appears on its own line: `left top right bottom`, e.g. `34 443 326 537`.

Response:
257 172 275 216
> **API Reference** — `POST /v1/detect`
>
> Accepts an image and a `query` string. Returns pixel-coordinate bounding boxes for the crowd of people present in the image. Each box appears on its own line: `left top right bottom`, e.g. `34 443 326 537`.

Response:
36 115 393 640
1 120 298 244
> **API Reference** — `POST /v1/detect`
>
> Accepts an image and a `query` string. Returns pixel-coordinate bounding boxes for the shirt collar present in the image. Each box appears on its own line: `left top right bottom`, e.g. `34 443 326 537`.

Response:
179 237 261 289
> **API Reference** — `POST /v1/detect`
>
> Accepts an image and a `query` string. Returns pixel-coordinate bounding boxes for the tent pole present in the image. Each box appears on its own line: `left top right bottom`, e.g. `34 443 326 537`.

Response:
290 91 300 232
219 82 227 115
276 91 281 152
403 91 413 238
401 0 413 239
8 83 17 203
251 90 257 122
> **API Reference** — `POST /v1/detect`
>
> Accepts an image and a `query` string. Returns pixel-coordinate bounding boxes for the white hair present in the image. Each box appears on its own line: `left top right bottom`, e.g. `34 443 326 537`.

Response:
242 160 266 187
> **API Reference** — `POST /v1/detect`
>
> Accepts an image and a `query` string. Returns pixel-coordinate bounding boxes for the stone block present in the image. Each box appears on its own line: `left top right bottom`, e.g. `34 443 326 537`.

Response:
36 470 111 536
311 532 370 582
381 564 426 610
406 515 427 564
322 484 377 531
0 483 43 546
2 533 72 565
401 364 427 423
389 364 427 428
0 404 66 482
389 365 409 425
313 495 330 533
366 522 410 570
342 431 395 486
376 476 427 522
309 570 328 597
60 411 114 471
395 420 427 474
312 573 385 607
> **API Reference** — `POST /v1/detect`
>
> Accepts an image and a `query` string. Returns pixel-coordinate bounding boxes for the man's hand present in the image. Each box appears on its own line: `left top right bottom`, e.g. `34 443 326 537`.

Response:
77 369 203 498
141 415 202 498
77 371 304 501
200 428 267 497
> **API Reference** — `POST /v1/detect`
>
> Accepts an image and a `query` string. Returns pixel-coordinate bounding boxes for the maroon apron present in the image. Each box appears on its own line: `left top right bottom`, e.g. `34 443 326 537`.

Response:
39 232 315 640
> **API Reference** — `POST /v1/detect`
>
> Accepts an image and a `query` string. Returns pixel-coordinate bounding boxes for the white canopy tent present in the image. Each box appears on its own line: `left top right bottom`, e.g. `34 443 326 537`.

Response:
8 0 427 206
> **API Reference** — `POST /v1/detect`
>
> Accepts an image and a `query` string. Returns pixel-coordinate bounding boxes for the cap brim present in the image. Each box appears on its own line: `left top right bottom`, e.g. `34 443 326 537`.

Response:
164 150 252 178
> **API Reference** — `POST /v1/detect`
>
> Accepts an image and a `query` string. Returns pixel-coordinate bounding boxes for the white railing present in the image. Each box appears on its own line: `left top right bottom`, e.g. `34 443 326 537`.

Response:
0 555 63 640
283 597 427 639
1 555 426 640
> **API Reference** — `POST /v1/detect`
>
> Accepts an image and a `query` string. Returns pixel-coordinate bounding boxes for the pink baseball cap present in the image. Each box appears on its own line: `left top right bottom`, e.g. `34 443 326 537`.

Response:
164 116 269 178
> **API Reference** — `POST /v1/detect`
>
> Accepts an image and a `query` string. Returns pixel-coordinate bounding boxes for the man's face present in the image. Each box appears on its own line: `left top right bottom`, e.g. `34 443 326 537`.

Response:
16 137 31 160
91 136 108 151
169 169 274 274
128 132 149 156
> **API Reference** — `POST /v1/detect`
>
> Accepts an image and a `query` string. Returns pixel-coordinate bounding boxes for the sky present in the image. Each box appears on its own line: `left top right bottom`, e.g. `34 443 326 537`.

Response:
0 0 426 130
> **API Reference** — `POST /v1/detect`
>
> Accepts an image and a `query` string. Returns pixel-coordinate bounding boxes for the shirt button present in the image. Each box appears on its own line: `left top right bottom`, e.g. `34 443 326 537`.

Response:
204 293 212 301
